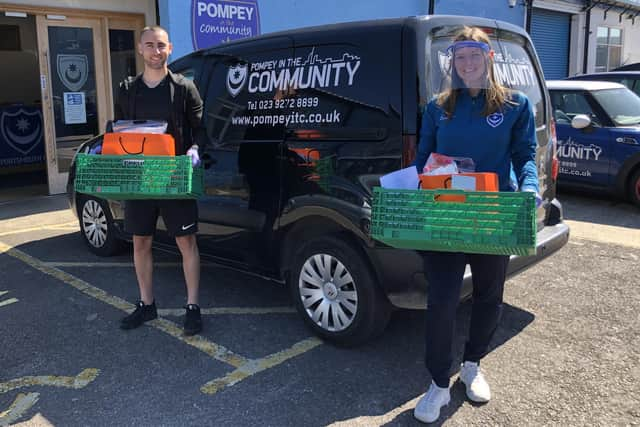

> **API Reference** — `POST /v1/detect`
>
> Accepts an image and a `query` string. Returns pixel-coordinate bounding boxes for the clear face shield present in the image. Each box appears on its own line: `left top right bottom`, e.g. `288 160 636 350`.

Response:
439 40 493 91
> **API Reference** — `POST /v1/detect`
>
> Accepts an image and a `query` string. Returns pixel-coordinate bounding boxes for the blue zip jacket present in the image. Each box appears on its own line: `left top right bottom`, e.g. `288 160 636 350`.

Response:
413 90 539 193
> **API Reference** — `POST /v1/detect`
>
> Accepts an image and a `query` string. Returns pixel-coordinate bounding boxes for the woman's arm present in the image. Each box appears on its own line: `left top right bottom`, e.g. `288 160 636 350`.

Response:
413 102 438 173
510 93 539 193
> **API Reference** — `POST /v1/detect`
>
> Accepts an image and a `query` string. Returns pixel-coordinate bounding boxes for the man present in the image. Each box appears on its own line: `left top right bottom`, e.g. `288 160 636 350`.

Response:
115 25 204 335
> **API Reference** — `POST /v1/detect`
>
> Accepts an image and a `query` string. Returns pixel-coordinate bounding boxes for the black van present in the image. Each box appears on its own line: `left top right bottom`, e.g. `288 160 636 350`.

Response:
68 15 570 346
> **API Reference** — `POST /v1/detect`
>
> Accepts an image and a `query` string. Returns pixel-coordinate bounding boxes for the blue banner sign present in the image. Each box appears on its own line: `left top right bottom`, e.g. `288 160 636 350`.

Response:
192 0 260 50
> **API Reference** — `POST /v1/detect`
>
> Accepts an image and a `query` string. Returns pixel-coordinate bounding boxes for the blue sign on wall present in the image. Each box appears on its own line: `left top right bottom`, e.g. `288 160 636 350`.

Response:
191 0 260 50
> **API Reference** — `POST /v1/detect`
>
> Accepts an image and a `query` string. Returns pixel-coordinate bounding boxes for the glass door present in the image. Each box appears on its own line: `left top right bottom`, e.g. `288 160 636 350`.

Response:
36 16 108 194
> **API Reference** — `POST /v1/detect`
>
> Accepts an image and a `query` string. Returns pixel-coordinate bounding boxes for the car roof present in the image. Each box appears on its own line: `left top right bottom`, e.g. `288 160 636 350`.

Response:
567 71 640 78
547 80 627 91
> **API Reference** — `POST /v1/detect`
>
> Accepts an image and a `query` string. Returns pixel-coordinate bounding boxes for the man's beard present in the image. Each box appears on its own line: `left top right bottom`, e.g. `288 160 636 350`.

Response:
145 58 166 69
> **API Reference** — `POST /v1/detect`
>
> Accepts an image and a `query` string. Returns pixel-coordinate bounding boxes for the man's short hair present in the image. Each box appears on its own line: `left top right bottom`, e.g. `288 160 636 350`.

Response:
140 25 169 41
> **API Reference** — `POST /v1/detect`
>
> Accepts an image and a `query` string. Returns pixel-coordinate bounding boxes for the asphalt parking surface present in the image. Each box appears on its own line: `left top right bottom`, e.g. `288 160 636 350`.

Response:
1 192 639 426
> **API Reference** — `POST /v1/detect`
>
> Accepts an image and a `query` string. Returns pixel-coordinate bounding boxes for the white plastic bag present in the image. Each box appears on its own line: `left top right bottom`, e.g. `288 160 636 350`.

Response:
111 120 168 134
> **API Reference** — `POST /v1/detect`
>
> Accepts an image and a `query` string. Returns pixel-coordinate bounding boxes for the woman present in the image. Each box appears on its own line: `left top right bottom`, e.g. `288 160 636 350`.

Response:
412 27 540 424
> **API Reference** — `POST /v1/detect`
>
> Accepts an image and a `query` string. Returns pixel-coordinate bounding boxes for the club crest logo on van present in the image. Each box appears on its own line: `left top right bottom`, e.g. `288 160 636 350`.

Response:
438 51 451 75
487 112 504 128
0 108 43 155
227 64 248 97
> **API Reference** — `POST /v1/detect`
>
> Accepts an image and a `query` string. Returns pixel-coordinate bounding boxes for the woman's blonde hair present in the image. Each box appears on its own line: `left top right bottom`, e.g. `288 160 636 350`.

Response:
437 26 511 117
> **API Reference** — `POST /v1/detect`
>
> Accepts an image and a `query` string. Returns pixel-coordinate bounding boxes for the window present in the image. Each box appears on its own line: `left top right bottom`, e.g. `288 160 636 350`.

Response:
0 25 20 51
108 29 136 109
429 28 546 128
595 27 622 72
551 91 601 127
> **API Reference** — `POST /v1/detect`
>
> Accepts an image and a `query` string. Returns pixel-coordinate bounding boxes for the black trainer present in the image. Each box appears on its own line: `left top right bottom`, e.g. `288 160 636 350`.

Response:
120 300 157 330
184 304 202 336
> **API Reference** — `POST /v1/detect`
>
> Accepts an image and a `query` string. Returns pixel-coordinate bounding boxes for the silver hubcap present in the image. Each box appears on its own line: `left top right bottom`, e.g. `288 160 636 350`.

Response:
81 199 108 248
298 254 358 332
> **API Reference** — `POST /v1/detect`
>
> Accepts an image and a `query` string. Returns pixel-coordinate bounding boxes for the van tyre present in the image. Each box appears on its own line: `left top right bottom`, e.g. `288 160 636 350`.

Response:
629 169 640 207
78 196 122 256
289 235 391 347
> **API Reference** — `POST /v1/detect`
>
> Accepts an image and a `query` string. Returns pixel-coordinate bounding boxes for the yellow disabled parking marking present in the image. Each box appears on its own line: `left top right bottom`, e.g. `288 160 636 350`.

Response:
0 240 325 396
201 337 323 394
0 290 18 308
0 393 40 426
0 241 248 369
0 369 99 394
0 369 98 425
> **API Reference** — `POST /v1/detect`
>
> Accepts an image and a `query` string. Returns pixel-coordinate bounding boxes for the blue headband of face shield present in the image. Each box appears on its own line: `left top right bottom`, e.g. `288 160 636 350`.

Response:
446 40 491 54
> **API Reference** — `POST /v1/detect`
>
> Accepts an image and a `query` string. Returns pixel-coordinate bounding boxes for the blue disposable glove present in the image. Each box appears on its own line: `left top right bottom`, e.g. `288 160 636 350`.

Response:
521 185 542 208
89 143 102 155
186 145 200 167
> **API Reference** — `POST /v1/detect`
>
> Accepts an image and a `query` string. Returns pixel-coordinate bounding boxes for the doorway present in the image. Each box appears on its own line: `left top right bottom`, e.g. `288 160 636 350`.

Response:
0 6 143 201
0 13 46 201
36 15 109 195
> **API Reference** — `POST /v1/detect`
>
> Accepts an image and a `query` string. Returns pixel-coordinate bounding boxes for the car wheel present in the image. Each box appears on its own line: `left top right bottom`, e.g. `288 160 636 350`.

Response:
629 169 640 207
289 235 391 347
78 196 122 256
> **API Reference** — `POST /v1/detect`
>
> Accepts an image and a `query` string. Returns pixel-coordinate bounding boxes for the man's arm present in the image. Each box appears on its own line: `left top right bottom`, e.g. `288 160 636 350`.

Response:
113 79 130 121
185 81 205 150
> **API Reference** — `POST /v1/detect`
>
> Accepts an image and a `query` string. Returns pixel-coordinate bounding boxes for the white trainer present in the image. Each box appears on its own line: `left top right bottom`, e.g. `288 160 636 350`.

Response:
414 381 451 423
459 361 491 403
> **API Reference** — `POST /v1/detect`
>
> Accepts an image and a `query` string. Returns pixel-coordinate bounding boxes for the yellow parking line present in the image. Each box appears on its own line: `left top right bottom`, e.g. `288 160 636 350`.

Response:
150 318 248 367
0 290 18 308
2 241 324 395
158 306 296 316
0 369 99 394
0 222 78 238
201 337 323 394
0 241 248 368
0 393 40 425
0 298 18 308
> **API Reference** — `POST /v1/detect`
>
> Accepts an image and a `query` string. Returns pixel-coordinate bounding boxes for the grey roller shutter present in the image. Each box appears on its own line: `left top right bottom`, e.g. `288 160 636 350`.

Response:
530 8 571 79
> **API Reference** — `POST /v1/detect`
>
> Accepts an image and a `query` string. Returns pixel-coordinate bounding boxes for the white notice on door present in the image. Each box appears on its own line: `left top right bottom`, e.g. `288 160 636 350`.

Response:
63 92 87 124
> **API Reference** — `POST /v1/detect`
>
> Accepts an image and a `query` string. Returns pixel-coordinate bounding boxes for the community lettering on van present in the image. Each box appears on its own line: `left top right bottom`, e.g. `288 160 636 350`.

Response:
226 47 361 98
493 52 536 88
558 137 603 161
195 1 255 20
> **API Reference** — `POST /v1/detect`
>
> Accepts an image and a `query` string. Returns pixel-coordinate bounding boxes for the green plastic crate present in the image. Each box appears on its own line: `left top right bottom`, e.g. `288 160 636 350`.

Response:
370 187 536 256
74 154 204 200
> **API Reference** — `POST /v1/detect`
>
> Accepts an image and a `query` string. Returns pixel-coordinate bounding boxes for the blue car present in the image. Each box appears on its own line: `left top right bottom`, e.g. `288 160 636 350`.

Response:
547 80 640 206
566 71 640 97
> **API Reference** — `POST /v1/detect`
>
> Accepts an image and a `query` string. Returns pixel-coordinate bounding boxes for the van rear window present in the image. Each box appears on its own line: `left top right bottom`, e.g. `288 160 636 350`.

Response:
428 28 545 127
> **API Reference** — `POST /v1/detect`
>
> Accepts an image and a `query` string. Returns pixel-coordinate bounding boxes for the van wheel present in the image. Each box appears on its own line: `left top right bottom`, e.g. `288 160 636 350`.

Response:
78 196 122 256
289 235 391 347
629 169 640 207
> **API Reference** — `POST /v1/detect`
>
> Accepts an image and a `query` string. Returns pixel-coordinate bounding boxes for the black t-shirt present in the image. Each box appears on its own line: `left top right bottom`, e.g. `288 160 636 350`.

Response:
133 77 174 136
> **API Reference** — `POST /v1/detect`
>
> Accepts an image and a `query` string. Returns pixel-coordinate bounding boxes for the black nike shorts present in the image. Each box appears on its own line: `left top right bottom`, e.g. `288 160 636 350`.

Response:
124 199 198 237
